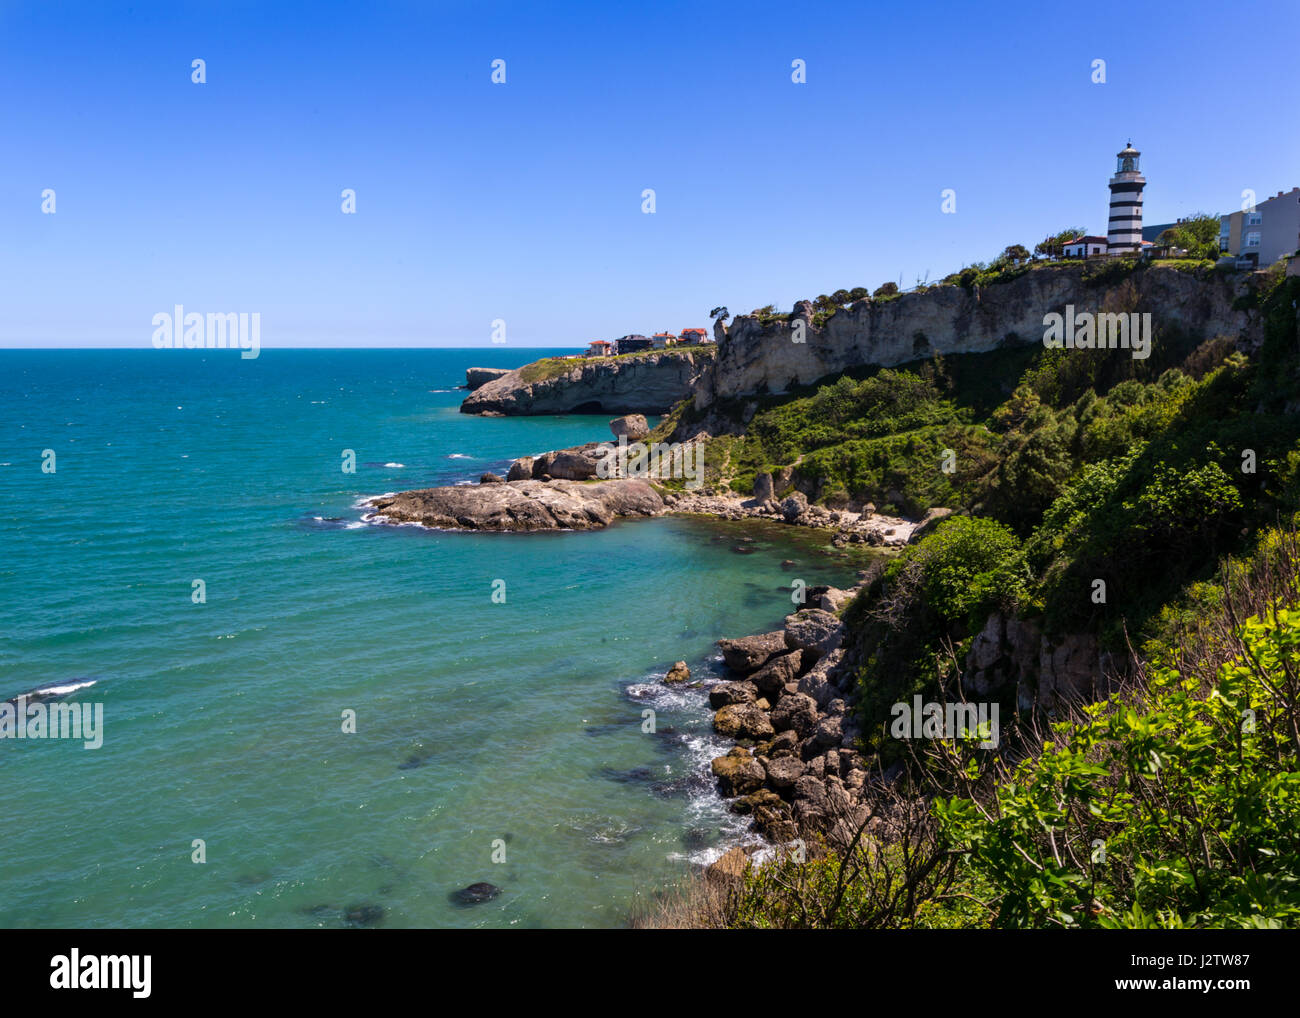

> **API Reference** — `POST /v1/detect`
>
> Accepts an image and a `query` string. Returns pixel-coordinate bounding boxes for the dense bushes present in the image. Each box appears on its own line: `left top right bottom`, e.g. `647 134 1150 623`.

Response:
936 574 1300 928
706 526 1300 929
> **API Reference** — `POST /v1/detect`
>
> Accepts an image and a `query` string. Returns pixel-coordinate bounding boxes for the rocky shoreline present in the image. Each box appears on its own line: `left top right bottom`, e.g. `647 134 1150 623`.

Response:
664 582 884 873
363 414 950 545
364 478 665 531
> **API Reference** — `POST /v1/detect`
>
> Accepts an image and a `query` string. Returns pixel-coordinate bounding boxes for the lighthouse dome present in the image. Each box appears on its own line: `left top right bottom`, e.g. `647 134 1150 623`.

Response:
1116 141 1140 173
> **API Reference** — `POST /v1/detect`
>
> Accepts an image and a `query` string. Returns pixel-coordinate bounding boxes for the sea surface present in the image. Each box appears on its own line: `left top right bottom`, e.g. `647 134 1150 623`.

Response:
0 348 865 928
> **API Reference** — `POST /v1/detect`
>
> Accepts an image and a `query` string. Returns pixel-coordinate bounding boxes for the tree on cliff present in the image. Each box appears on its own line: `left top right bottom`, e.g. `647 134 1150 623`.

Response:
873 282 899 298
1034 228 1087 260
709 306 729 324
1001 244 1031 265
1156 213 1221 260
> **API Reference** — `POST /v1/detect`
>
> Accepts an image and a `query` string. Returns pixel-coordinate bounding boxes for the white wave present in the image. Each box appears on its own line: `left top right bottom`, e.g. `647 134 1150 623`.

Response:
447 453 474 460
383 462 405 468
30 679 97 697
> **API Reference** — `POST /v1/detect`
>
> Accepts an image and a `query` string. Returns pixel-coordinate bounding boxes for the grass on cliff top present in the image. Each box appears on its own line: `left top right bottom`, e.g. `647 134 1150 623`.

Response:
516 345 715 384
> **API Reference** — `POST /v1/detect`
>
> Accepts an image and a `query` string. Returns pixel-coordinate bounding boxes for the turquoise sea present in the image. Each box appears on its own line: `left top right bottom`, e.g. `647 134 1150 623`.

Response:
0 348 864 928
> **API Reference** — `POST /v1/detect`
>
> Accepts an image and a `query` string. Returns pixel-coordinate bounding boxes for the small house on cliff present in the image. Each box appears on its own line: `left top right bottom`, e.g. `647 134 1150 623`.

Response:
614 335 653 354
1062 235 1110 258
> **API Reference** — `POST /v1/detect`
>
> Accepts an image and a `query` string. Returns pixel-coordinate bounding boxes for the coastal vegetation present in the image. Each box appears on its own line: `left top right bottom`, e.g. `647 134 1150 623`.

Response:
639 265 1300 929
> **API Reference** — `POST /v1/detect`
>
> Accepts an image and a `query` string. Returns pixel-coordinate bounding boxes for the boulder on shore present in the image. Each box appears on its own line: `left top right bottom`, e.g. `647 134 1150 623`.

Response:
609 414 650 440
781 492 809 523
708 679 758 708
713 702 775 740
750 649 802 696
784 609 845 661
711 748 766 796
506 457 534 481
769 692 819 738
531 443 607 481
717 631 787 673
705 845 753 883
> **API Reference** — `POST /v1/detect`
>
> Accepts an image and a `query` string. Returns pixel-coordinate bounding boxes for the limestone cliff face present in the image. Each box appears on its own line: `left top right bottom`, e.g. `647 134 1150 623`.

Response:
460 350 708 416
697 264 1255 407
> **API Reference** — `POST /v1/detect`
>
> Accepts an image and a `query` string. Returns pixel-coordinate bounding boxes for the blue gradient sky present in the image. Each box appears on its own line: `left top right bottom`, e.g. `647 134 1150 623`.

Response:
2 0 1297 349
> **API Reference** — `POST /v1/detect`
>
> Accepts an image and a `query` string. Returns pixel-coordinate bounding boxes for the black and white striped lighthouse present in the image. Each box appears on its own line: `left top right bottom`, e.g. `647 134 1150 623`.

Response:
1107 141 1145 254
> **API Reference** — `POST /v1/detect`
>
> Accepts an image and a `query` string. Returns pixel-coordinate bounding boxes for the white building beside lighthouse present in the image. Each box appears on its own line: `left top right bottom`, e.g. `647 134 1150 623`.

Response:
1107 142 1145 254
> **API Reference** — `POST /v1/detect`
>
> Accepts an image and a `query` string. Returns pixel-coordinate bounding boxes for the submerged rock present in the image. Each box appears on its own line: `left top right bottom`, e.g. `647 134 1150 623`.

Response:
451 882 502 906
344 903 386 928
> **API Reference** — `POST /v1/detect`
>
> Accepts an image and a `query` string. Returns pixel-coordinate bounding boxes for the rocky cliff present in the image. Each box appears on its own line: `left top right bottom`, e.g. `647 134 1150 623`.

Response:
460 350 710 416
695 263 1256 408
464 367 509 390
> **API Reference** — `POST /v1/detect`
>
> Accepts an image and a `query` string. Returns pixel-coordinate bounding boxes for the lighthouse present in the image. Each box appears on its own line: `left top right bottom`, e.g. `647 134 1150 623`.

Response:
1107 141 1145 254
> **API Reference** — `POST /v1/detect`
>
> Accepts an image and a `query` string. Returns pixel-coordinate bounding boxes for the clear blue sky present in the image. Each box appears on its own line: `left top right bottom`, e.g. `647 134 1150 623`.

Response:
2 0 1297 349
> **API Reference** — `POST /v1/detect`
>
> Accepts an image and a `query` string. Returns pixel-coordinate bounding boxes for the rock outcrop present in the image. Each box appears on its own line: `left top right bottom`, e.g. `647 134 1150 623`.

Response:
365 478 664 531
695 264 1257 408
464 367 510 390
531 443 606 481
461 350 709 416
664 661 691 685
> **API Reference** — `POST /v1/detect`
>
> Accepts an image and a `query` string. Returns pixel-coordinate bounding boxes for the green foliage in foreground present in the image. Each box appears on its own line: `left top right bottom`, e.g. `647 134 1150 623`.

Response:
936 600 1300 928
726 548 1300 928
